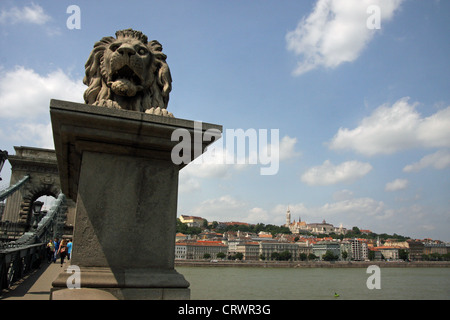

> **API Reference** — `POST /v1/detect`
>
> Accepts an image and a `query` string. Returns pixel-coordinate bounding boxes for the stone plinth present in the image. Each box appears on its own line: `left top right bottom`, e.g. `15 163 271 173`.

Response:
49 99 221 300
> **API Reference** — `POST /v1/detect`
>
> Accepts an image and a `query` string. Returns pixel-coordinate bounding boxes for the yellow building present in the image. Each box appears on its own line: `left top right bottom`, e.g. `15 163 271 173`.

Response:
179 215 205 227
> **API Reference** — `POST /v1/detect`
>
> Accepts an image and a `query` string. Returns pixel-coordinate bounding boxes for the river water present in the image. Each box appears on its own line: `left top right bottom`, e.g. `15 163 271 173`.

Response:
176 266 450 300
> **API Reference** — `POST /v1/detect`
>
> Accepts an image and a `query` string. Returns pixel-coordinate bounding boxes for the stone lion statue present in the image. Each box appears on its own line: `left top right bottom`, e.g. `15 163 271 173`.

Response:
83 29 173 117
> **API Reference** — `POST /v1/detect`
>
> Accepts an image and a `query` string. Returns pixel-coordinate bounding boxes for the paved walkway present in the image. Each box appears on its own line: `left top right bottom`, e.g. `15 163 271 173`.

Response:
0 260 67 300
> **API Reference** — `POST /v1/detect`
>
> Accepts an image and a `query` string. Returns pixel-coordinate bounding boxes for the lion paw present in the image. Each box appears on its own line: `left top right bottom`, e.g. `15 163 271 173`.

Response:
145 107 174 117
93 99 122 109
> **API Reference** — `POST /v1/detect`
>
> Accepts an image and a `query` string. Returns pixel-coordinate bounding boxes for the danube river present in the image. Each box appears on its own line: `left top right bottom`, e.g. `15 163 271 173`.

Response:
176 266 450 300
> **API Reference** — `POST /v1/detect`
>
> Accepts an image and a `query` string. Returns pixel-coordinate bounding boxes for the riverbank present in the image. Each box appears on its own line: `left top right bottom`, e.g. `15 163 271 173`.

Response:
175 260 450 268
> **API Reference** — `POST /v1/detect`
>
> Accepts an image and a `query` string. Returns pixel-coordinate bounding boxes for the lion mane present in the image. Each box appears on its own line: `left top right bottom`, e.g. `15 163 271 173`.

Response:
83 29 173 116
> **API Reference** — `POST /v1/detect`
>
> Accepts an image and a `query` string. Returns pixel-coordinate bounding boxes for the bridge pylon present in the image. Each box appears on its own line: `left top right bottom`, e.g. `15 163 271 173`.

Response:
1 146 75 238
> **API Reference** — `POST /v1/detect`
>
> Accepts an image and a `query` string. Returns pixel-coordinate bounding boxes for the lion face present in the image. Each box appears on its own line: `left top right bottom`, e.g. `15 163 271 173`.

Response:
83 29 173 116
102 38 153 97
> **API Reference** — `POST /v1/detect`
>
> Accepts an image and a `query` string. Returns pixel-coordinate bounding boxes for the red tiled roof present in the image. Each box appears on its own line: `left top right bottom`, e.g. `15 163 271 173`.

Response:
178 241 227 247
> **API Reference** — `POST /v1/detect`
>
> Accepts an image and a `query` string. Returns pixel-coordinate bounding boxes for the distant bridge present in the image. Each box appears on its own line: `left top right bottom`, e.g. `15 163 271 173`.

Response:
0 146 74 296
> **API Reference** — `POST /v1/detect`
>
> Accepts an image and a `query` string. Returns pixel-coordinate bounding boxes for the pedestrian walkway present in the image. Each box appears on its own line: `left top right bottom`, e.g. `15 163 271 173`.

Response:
0 261 66 300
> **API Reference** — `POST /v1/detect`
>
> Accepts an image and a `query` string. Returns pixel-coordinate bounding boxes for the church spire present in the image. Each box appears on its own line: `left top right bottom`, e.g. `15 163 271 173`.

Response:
285 206 291 227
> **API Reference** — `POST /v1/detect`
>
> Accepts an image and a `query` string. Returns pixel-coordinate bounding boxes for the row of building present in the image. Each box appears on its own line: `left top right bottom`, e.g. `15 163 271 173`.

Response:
175 234 449 262
176 213 449 262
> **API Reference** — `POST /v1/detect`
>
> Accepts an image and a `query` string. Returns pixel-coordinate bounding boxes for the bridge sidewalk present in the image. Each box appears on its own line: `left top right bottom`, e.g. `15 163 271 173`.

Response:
0 260 67 300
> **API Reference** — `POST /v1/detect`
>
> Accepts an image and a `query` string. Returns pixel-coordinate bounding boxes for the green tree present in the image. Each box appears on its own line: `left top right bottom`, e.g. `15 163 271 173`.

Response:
341 251 348 260
308 253 317 261
278 250 292 261
322 250 338 261
176 218 202 235
217 252 226 259
398 249 408 261
430 253 442 261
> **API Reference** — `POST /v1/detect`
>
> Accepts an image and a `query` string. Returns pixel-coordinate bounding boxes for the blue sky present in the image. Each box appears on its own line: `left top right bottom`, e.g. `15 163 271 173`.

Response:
0 1 449 241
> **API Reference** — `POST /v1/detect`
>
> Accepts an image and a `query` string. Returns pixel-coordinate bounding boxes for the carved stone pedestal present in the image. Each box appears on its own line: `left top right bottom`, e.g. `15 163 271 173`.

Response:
49 99 221 300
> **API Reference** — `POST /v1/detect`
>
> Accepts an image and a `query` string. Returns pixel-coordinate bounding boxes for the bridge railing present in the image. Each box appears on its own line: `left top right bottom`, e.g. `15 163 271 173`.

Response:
0 193 66 292
0 243 47 292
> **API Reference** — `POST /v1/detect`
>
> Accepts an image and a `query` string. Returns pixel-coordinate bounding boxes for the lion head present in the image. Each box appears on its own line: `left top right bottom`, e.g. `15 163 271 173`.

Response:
83 29 173 117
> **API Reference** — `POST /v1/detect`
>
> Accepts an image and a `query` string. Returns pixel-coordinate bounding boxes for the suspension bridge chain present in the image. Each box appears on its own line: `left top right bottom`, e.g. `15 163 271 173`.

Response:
0 175 30 202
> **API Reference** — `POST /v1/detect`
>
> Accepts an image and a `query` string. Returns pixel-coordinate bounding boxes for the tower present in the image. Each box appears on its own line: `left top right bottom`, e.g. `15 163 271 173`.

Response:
285 206 291 227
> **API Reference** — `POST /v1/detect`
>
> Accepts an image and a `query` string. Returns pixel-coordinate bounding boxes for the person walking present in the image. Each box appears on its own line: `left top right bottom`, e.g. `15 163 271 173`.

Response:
53 238 60 263
57 239 68 267
67 239 73 261
46 239 55 263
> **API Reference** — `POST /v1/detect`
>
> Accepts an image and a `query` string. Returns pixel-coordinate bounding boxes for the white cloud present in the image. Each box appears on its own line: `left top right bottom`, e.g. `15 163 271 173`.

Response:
0 3 50 25
385 178 408 192
319 198 388 220
416 107 450 148
178 176 201 194
403 149 450 172
190 195 249 222
0 66 84 149
247 207 271 224
286 0 404 75
179 135 300 196
189 196 283 225
329 98 450 156
332 189 354 201
301 160 372 186
14 122 54 149
272 136 301 161
0 67 84 119
182 134 299 179
181 145 233 181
